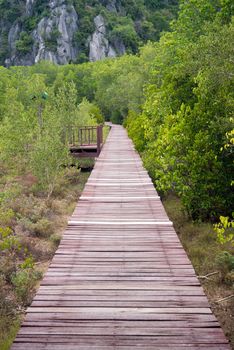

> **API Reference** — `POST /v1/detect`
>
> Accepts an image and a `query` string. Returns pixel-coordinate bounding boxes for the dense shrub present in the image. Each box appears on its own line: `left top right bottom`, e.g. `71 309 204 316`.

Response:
126 0 234 220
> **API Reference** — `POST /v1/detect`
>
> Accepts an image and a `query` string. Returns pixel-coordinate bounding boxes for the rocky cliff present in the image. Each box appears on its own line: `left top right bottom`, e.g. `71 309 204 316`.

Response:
5 0 79 66
0 0 178 66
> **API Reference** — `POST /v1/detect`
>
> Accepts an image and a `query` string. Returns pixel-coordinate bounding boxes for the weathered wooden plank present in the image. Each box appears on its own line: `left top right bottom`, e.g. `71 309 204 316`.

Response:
31 301 210 308
21 320 221 328
11 125 230 349
23 312 219 322
12 335 228 345
17 327 226 337
11 345 231 350
26 306 213 314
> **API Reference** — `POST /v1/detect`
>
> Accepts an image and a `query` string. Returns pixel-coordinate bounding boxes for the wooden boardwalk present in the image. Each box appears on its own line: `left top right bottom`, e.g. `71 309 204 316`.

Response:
12 125 230 349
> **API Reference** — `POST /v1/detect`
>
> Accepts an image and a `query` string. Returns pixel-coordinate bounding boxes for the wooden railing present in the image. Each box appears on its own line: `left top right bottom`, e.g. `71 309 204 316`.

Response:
64 125 104 158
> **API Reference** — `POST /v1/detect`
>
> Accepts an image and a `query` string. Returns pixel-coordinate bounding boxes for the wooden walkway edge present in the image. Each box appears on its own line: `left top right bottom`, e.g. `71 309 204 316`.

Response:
11 125 230 349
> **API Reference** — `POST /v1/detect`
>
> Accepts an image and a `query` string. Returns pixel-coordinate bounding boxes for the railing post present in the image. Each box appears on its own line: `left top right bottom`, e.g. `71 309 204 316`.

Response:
72 127 75 145
88 127 91 145
97 126 100 156
79 128 83 146
97 125 103 156
100 125 103 145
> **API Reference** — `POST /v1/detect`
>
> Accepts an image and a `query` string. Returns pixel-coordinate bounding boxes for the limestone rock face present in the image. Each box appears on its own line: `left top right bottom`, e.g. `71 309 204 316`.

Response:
6 0 78 66
33 1 78 65
3 0 126 66
26 0 35 16
89 15 117 62
106 0 117 12
88 14 126 62
0 0 177 66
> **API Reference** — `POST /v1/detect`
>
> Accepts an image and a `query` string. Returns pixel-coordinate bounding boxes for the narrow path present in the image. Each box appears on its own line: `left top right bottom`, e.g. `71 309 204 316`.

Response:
12 125 230 349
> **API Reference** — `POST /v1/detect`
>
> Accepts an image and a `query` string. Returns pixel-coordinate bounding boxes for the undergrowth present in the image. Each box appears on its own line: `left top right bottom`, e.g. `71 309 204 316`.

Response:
163 194 234 346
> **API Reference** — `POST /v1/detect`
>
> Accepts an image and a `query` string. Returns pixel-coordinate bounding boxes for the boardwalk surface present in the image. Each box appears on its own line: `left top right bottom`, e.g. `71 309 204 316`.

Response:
12 125 230 349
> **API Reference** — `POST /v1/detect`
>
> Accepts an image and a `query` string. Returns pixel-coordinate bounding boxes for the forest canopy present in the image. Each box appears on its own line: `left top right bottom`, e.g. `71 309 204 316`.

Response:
0 0 233 220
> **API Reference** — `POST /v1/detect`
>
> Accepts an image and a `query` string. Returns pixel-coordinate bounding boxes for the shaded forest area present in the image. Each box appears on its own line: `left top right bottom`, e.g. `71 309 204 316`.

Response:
0 0 233 347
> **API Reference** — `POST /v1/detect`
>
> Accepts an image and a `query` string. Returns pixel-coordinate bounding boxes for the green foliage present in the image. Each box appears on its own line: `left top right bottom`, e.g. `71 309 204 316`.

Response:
0 185 24 212
73 15 95 53
1 3 232 221
0 0 22 22
20 256 34 269
119 0 145 18
76 52 89 64
11 268 41 303
30 131 69 197
107 16 140 53
126 1 234 220
125 111 149 152
49 233 61 245
0 0 232 225
23 16 38 32
15 32 33 55
0 315 20 350
19 216 55 238
222 124 234 154
0 208 14 227
89 104 104 124
92 44 157 120
31 218 54 238
44 28 61 51
0 227 20 253
0 73 97 197
215 251 234 283
0 221 37 289
0 74 47 167
214 215 234 245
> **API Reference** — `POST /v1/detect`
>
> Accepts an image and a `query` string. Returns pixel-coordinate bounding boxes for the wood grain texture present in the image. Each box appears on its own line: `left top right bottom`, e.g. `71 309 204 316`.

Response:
11 125 230 349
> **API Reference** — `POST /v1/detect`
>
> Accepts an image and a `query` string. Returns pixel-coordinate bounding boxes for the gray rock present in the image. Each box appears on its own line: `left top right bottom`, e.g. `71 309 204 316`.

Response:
89 15 117 62
108 45 117 57
94 15 106 35
111 37 126 55
106 0 117 13
34 3 78 64
3 0 126 66
8 23 20 52
49 0 66 10
26 0 35 16
6 0 79 66
5 23 33 66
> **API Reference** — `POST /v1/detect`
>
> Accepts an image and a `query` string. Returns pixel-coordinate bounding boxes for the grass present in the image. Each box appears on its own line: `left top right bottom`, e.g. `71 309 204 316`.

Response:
163 195 220 274
78 157 95 170
163 194 234 347
0 316 21 350
103 125 111 142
